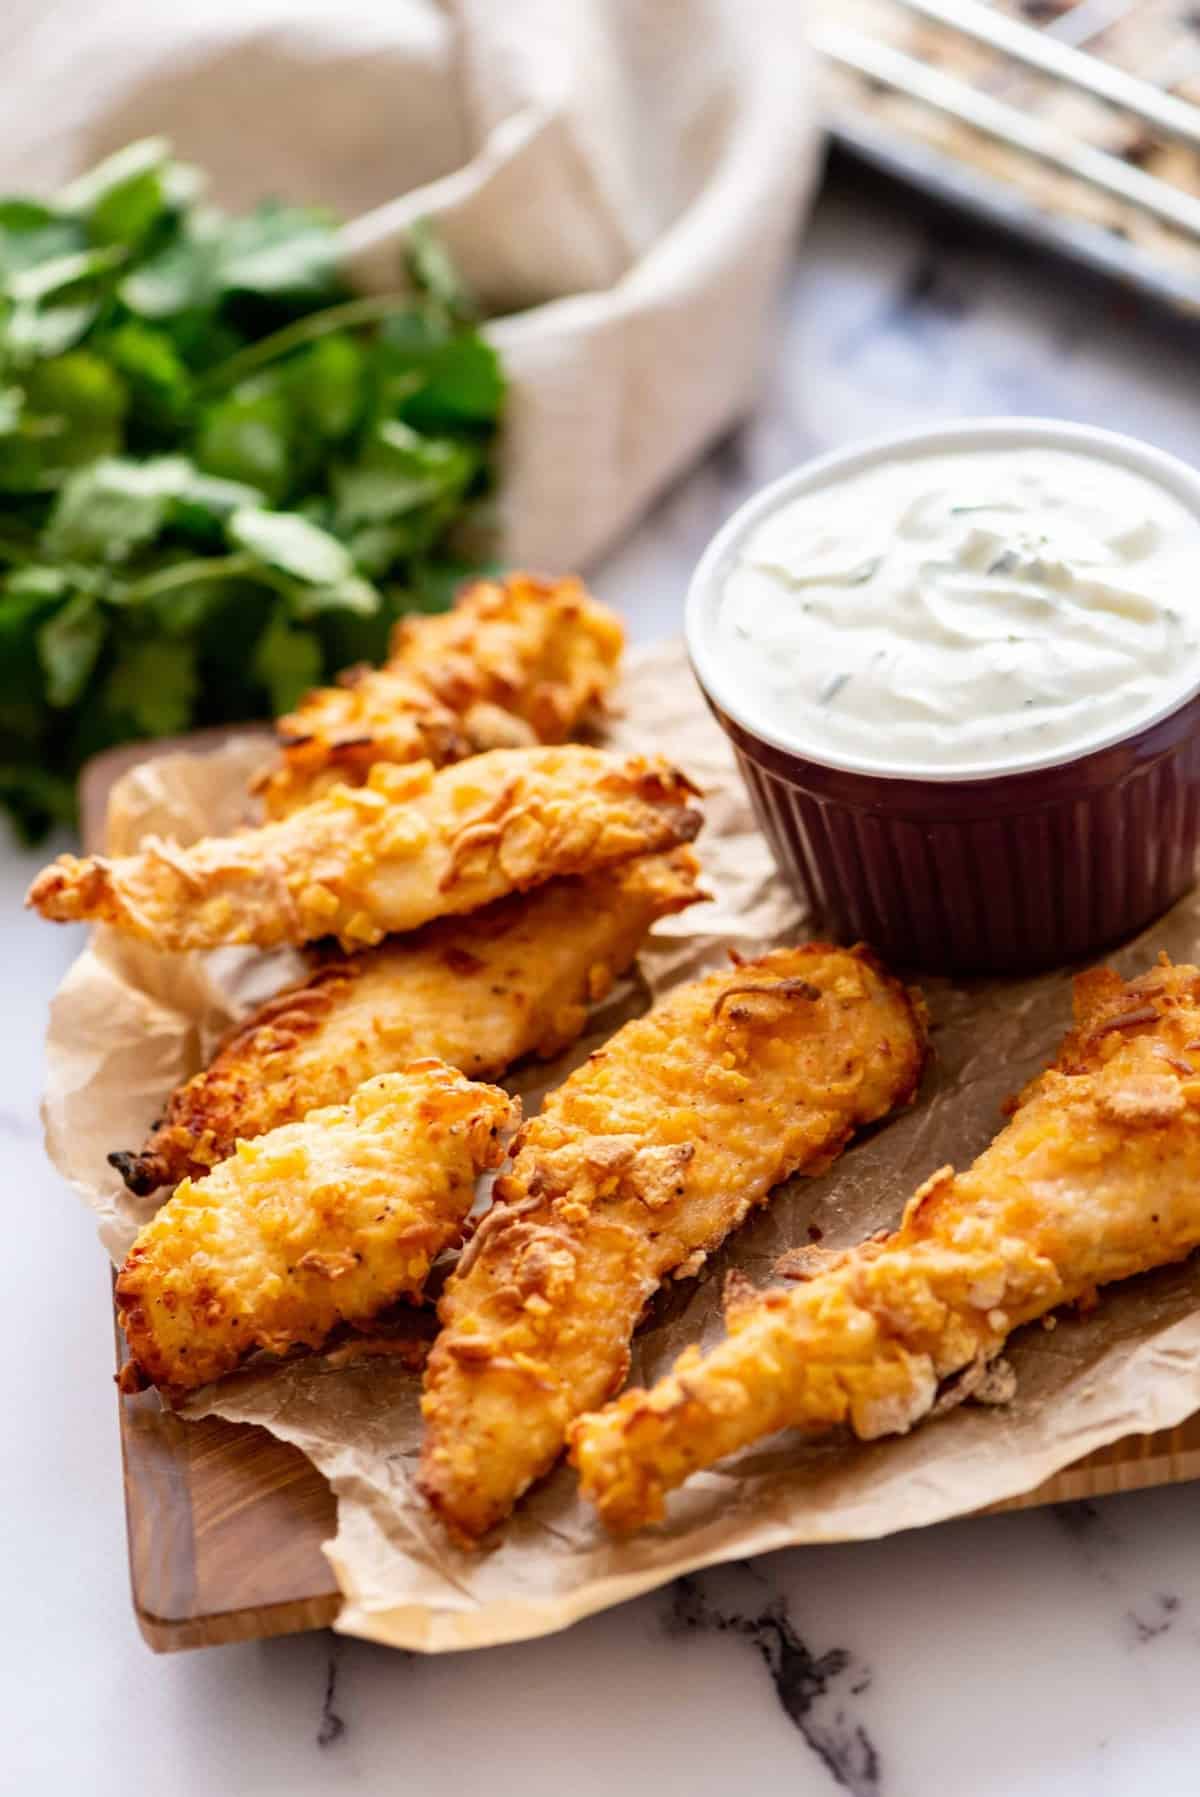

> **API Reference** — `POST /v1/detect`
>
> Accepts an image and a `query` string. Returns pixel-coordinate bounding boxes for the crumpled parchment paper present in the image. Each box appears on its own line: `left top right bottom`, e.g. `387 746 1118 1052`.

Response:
43 641 1200 1651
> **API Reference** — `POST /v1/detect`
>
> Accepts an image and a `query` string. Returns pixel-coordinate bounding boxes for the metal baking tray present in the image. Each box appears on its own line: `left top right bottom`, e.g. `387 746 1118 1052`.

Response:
814 0 1200 319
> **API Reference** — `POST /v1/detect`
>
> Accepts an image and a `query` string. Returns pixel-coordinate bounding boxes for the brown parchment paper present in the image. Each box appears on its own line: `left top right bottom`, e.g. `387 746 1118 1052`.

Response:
42 642 1200 1652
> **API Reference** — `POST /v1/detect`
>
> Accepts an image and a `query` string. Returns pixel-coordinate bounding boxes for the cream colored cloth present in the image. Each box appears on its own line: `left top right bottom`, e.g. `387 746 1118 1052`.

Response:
0 0 821 567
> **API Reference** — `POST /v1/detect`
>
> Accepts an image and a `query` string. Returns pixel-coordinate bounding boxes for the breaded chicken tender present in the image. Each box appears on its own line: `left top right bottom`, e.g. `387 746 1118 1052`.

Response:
27 746 702 953
255 667 468 820
418 945 927 1542
110 848 703 1194
115 1062 518 1399
571 957 1200 1531
256 573 624 816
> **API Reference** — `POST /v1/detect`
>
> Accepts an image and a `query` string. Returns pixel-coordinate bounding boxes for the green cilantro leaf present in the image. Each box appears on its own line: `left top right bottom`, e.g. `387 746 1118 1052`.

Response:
332 420 477 528
0 139 502 841
0 200 85 276
405 218 477 325
253 603 324 712
378 311 504 428
119 213 222 321
194 383 291 499
37 591 107 706
218 202 342 303
45 456 181 562
105 636 198 735
227 505 355 586
22 351 128 472
287 333 364 441
102 322 193 443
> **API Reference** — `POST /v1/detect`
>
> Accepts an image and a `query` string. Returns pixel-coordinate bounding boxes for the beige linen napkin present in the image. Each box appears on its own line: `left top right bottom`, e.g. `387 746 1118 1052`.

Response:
0 0 821 567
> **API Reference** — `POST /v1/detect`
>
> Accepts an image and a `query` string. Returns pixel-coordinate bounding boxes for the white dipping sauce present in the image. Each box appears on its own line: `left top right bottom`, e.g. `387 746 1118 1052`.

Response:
715 445 1200 776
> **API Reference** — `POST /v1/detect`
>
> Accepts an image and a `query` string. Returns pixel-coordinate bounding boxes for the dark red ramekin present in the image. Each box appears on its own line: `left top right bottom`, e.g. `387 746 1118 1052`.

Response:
687 420 1200 975
705 691 1200 973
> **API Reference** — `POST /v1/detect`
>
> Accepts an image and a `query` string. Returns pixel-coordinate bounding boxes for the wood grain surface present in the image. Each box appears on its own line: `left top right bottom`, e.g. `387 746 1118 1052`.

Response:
78 734 1200 1654
84 733 339 1653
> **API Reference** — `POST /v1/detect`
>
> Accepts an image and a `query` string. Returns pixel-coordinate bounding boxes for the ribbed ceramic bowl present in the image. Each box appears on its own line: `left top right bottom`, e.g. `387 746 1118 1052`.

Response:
686 419 1200 974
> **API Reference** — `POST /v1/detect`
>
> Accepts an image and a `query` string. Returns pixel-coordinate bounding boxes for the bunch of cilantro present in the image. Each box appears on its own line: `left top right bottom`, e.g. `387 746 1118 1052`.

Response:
0 139 504 841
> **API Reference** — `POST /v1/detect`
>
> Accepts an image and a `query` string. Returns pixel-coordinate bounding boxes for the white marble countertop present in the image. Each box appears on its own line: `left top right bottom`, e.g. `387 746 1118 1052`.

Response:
11 164 1200 1797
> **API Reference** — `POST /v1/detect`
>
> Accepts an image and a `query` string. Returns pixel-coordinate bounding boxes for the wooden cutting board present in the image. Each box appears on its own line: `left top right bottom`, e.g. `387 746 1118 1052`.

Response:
79 735 1200 1654
80 734 339 1653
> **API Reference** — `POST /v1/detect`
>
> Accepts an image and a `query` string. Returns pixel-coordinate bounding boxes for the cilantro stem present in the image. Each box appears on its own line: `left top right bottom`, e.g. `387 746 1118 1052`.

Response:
119 552 259 601
199 295 421 393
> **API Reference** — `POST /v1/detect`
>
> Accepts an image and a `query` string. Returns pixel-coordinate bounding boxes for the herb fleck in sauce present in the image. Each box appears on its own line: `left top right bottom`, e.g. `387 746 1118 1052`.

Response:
716 445 1200 776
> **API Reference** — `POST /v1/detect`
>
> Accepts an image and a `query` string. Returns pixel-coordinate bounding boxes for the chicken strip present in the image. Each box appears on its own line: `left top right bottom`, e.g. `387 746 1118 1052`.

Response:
115 1061 518 1399
27 746 702 953
256 572 625 816
571 957 1200 1532
254 667 469 820
418 945 927 1542
110 848 703 1195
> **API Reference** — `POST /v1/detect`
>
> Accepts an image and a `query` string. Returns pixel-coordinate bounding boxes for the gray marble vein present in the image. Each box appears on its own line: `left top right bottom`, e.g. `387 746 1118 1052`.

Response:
666 1567 881 1796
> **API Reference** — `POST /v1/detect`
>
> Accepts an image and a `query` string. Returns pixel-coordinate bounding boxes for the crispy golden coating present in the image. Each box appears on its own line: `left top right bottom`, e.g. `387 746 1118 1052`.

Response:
255 667 469 819
115 1062 518 1399
27 746 702 953
256 573 625 816
418 945 927 1542
571 957 1200 1531
110 848 704 1194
